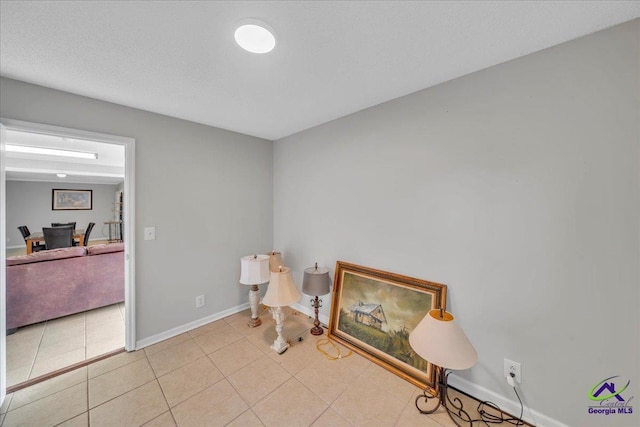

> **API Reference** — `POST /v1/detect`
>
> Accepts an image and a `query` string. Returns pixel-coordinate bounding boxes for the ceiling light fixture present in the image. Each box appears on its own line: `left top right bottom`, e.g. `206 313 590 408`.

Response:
234 19 276 54
56 173 67 178
6 144 98 159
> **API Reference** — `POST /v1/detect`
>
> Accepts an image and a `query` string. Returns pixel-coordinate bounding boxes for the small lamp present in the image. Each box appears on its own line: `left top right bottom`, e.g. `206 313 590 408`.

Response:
409 308 478 426
239 254 270 327
262 266 301 354
302 262 331 336
268 251 283 272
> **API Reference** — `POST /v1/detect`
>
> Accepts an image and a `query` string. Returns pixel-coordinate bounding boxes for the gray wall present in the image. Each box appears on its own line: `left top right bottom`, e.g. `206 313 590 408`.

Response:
6 181 119 247
0 77 273 340
274 20 639 427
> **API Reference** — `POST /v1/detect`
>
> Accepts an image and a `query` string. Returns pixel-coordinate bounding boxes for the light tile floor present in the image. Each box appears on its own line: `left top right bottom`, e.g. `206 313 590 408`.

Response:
1 308 510 427
5 303 125 387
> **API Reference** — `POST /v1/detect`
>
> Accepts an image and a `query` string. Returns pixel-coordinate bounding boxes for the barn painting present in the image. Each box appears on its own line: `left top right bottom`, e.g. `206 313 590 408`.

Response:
347 301 387 330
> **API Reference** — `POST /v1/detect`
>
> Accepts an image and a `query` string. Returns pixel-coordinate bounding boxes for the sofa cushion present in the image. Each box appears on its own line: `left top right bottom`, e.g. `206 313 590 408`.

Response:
87 242 125 255
6 246 87 266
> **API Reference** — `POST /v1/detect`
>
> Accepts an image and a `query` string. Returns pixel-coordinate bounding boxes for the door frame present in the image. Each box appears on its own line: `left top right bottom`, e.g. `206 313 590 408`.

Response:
0 119 136 404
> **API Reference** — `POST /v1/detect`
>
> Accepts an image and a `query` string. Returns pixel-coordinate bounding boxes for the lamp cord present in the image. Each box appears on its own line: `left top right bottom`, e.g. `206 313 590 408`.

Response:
315 337 353 360
475 381 525 426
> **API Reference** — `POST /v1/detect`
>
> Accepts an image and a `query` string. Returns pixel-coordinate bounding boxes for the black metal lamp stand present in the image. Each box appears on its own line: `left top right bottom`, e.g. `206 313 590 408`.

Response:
416 366 473 427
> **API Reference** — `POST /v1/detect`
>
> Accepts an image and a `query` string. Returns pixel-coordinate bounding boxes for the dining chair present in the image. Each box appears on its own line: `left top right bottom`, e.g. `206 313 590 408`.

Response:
51 222 77 230
17 225 45 252
73 222 95 246
42 226 74 250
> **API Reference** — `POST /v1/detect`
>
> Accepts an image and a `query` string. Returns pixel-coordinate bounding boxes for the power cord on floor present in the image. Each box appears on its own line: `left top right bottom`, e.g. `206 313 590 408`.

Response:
315 337 353 360
475 373 525 426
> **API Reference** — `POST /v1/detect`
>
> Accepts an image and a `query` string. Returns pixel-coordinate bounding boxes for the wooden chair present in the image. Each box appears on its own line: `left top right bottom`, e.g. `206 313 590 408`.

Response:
17 225 45 253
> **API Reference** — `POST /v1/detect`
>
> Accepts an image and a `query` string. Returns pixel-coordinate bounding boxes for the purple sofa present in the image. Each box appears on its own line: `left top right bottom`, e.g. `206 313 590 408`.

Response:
6 243 125 331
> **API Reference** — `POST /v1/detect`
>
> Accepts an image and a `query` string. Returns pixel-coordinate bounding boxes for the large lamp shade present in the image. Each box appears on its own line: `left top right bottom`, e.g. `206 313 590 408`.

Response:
263 267 301 307
409 309 477 370
240 254 270 285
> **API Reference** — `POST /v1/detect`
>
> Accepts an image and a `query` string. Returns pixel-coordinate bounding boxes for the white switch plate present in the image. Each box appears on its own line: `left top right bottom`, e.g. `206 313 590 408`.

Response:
144 227 156 240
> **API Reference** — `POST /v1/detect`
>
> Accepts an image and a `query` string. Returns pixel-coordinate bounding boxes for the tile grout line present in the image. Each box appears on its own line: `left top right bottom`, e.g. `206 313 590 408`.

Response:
151 351 177 417
88 376 158 413
86 363 91 427
27 321 48 381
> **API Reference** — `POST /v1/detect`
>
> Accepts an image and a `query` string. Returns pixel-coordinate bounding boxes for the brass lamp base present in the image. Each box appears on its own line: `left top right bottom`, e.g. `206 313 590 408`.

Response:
416 366 472 427
309 296 324 336
310 325 324 335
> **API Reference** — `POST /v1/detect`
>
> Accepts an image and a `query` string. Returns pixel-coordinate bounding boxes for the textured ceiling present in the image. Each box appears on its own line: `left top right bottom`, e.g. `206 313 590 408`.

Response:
1 1 639 140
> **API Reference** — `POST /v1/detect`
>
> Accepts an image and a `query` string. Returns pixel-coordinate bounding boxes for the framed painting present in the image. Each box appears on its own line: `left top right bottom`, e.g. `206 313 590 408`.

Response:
328 261 447 390
52 189 93 210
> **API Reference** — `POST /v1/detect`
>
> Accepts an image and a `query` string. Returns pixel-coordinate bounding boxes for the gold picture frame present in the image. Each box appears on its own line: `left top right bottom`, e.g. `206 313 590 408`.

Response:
328 261 447 390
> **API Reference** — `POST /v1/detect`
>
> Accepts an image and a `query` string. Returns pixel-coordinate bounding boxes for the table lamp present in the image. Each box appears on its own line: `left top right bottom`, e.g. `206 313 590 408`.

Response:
262 266 301 354
408 308 478 427
239 254 270 327
302 262 331 336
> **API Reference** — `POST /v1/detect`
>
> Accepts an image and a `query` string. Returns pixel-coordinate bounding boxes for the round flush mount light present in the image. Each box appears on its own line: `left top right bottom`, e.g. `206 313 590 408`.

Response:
234 19 276 54
56 173 67 178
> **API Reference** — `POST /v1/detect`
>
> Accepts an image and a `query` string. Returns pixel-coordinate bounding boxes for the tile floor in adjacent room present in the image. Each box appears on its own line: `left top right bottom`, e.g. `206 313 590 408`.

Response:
0 307 491 427
5 303 125 388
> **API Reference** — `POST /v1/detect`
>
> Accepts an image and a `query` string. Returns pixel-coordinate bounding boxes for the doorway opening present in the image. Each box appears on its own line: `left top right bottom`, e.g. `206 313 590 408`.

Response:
0 119 135 395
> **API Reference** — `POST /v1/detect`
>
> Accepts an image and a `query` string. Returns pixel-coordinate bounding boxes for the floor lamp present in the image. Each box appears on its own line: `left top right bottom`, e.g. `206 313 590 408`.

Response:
262 266 301 354
408 308 478 427
239 254 270 327
302 262 331 336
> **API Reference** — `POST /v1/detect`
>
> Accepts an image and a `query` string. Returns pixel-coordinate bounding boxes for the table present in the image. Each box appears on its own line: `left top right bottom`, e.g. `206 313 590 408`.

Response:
104 220 123 242
26 229 85 254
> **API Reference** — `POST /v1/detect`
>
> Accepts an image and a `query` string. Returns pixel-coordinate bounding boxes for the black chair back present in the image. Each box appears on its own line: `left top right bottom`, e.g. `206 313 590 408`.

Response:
43 226 74 250
17 225 30 240
74 222 96 246
18 225 46 252
84 222 95 245
52 222 76 230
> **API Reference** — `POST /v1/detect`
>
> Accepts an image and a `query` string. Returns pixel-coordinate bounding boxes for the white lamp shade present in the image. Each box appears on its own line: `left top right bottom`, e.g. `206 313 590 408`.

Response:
262 267 301 307
302 265 331 296
268 251 284 272
239 254 270 285
409 309 477 370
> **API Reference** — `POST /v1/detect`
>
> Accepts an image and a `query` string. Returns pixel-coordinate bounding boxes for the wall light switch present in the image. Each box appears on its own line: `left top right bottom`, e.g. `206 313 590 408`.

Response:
144 227 156 240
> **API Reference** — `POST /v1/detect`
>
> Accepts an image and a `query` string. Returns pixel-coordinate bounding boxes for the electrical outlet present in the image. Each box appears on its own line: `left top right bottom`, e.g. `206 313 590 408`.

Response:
196 295 205 308
504 358 522 383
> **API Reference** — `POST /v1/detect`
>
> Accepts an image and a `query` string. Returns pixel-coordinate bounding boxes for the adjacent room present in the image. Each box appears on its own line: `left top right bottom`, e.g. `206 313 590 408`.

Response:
0 2 638 427
4 130 126 386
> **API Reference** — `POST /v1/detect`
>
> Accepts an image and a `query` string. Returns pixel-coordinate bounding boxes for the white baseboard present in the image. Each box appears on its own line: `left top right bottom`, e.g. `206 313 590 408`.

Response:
447 374 568 427
135 302 250 350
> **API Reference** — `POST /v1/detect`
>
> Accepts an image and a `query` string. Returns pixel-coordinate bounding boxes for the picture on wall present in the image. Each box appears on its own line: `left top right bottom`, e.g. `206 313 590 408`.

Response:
52 189 93 210
328 261 447 390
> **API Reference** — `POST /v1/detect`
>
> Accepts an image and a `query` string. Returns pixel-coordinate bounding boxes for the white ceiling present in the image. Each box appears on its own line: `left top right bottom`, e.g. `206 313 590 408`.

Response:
1 1 639 141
